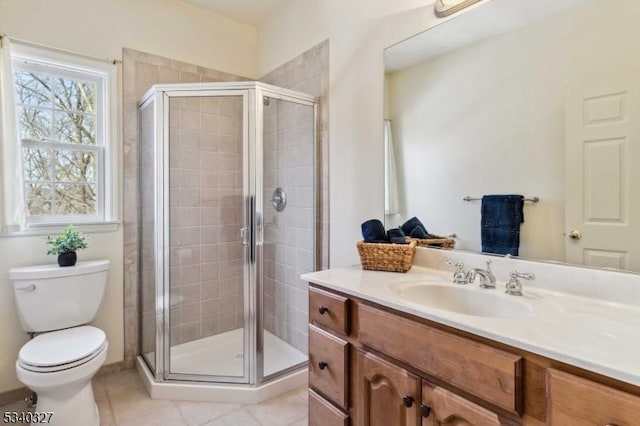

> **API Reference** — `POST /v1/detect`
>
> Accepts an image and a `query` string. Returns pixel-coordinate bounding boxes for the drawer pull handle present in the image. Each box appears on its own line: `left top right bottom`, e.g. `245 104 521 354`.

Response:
402 395 414 408
318 361 328 370
318 306 329 315
420 404 432 417
605 424 619 426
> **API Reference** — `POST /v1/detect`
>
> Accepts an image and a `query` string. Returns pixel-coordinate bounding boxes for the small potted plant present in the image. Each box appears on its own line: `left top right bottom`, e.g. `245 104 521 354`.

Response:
47 225 89 267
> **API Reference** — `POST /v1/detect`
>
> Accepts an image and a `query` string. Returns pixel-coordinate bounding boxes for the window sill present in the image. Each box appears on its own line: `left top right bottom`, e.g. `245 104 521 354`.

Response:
0 221 120 237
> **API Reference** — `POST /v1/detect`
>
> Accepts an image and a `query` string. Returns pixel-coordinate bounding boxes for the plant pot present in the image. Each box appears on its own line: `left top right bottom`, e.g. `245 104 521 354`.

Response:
58 251 77 267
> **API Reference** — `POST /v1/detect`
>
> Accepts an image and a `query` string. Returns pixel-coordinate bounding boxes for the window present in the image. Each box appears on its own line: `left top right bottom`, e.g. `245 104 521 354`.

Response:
12 46 115 226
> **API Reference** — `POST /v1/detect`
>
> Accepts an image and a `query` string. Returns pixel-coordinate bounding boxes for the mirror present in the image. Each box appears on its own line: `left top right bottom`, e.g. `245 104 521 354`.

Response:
384 0 640 273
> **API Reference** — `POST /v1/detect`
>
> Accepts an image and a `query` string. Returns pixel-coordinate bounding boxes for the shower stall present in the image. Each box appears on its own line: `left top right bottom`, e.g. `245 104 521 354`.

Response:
137 82 317 399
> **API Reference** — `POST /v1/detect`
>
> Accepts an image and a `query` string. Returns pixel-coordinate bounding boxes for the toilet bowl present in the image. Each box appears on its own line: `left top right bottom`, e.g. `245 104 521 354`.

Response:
16 327 108 426
10 261 110 426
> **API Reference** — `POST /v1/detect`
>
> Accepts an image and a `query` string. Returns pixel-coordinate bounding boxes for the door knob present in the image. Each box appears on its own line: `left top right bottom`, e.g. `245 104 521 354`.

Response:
568 230 582 240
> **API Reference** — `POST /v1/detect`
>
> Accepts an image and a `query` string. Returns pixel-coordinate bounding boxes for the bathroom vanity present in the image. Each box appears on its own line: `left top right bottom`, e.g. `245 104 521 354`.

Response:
303 251 640 425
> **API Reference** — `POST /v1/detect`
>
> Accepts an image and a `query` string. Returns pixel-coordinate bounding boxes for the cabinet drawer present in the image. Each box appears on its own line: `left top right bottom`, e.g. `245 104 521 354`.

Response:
358 304 522 414
547 369 640 425
309 286 350 335
422 382 503 426
309 324 349 409
309 390 349 426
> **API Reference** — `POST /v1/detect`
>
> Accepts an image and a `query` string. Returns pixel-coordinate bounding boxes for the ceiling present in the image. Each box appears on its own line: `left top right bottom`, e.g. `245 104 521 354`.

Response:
180 0 290 26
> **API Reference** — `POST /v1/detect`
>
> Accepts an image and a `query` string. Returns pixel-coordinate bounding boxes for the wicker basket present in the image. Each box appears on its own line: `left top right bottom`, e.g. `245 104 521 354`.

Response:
356 240 417 273
407 236 455 249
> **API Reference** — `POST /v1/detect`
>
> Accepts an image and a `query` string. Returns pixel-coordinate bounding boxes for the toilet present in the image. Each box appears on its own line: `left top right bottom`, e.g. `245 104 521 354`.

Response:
10 260 110 426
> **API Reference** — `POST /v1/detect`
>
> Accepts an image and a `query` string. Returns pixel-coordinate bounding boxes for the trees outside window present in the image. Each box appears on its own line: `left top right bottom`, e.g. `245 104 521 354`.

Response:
13 58 106 222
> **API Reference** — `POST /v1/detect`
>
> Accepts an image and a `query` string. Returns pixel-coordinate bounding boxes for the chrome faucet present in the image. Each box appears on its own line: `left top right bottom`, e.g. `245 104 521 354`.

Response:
469 260 496 289
505 270 535 296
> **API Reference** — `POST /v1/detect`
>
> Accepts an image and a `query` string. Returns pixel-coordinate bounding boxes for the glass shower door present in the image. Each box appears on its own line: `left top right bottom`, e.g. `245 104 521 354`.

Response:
260 93 316 381
163 91 250 383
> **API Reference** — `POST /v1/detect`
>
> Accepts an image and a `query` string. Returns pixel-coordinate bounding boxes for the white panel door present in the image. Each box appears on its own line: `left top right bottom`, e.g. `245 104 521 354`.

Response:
565 74 640 271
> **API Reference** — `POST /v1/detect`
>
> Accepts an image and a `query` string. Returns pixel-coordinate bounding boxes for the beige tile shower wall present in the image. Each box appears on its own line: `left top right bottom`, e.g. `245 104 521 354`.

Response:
123 49 247 366
260 41 330 354
168 96 245 346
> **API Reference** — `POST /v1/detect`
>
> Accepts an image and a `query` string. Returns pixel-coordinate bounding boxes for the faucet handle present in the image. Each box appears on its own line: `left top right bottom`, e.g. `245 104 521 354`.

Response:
445 259 465 275
445 258 463 270
506 270 534 296
510 271 535 280
445 259 470 285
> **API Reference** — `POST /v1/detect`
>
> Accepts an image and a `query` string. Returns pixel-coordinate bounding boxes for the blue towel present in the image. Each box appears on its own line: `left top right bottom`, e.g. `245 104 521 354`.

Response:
361 219 388 243
409 226 430 239
481 195 524 256
401 217 434 239
386 228 407 244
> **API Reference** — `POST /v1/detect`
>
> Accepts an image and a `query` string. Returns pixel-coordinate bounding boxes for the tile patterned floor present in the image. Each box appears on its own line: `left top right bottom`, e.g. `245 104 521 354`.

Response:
0 370 308 426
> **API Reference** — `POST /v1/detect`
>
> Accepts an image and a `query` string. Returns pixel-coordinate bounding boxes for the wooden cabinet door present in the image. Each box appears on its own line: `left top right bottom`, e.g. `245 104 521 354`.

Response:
355 350 421 426
421 382 507 426
547 369 640 426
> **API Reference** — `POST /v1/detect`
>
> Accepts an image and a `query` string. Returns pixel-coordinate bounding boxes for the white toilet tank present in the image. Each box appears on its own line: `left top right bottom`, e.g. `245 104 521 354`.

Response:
10 260 110 332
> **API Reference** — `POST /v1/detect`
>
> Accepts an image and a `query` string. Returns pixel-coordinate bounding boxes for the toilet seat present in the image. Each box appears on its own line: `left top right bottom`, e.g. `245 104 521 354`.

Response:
18 326 107 373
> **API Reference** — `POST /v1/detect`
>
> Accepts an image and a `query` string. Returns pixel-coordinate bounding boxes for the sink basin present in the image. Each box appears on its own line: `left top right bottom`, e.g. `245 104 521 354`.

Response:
391 283 534 318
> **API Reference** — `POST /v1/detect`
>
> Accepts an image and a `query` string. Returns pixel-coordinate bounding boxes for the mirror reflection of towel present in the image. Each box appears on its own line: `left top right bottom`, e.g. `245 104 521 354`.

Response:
481 195 524 256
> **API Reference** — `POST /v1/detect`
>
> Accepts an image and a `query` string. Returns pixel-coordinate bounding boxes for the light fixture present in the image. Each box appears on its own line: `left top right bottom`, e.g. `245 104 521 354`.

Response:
434 0 484 18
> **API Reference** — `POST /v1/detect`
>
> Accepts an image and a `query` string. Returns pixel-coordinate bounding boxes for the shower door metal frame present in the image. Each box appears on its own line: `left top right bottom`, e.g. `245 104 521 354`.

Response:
137 92 162 376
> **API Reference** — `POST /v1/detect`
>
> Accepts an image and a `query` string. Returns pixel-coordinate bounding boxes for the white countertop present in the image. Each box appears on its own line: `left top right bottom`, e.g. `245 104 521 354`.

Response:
302 265 640 387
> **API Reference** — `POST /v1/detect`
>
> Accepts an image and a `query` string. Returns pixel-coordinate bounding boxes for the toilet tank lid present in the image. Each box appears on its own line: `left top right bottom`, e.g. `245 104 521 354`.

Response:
9 260 110 280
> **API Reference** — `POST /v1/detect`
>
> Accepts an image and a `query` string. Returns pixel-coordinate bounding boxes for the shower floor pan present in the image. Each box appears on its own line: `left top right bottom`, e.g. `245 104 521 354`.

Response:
137 328 308 404
170 328 307 377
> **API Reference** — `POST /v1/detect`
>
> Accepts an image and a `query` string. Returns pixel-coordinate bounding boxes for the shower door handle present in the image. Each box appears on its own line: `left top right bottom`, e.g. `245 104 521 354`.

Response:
249 195 256 263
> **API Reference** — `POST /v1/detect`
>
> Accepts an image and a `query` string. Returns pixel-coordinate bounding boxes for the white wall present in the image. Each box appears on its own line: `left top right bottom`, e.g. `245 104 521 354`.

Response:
0 0 257 393
258 0 444 267
0 0 258 78
387 0 640 262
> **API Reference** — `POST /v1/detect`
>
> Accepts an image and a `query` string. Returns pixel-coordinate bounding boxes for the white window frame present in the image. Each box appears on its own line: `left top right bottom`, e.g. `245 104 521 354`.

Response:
11 43 118 230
